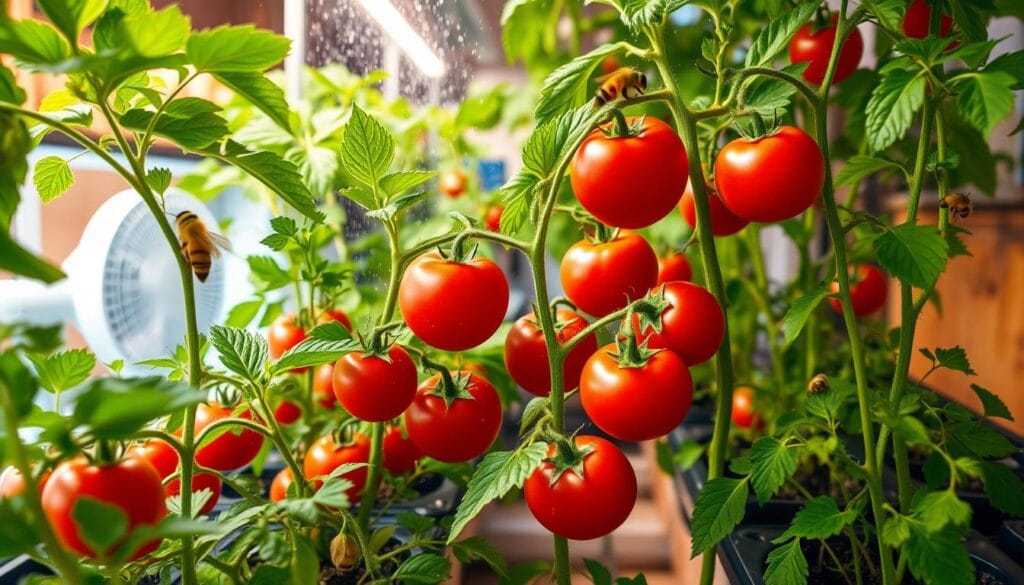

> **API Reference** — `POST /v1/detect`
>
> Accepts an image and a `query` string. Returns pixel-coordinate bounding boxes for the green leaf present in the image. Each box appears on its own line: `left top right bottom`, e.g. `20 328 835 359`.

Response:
949 421 1016 459
498 168 539 236
455 85 506 130
522 106 601 178
873 223 948 289
749 437 797 504
745 2 820 68
690 477 749 557
379 170 437 197
247 255 291 290
500 0 552 64
985 50 1024 90
863 0 904 33
209 326 268 383
72 497 128 555
203 142 322 222
905 524 974 585
980 461 1024 516
341 104 394 191
447 443 548 544
0 18 70 66
120 108 228 149
535 43 622 124
865 67 926 152
618 0 690 30
970 384 1013 420
290 532 319 585
115 5 190 58
272 338 358 374
187 25 290 72
882 513 911 547
73 376 201 439
743 63 809 117
836 155 903 187
225 299 263 328
779 497 857 541
895 38 950 64
932 346 976 375
146 167 171 195
33 156 74 203
394 553 451 584
366 191 426 222
584 559 613 585
782 285 830 347
0 229 65 283
36 0 106 48
953 72 1016 137
212 71 290 130
27 348 95 393
453 537 509 579
915 490 972 531
764 539 808 585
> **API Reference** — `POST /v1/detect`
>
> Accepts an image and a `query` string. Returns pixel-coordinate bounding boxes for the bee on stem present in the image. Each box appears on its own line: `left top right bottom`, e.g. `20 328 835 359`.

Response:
593 68 647 106
807 373 830 395
939 192 972 222
175 210 231 283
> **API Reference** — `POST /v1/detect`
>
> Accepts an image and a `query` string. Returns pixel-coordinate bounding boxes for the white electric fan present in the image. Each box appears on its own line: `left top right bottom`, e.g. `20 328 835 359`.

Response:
0 188 225 369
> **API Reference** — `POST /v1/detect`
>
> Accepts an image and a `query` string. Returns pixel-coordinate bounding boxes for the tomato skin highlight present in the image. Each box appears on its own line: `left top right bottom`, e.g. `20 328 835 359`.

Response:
524 436 637 540
579 343 693 441
333 344 418 422
829 265 888 317
635 281 726 366
560 231 658 317
404 372 503 463
788 16 863 85
679 182 749 237
503 310 598 397
732 386 763 429
903 0 953 40
571 117 688 229
714 126 825 223
193 403 266 471
313 364 337 410
399 252 510 351
382 426 422 475
303 434 371 503
270 467 293 502
439 170 467 198
657 253 692 285
0 466 50 497
41 456 167 560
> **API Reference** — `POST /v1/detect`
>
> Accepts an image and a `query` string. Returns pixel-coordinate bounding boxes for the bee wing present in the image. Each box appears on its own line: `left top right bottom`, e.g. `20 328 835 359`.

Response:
208 232 233 256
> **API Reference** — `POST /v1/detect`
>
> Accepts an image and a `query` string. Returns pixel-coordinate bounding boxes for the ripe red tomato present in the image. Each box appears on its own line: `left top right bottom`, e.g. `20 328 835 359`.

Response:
903 0 953 40
657 253 692 285
274 400 302 424
829 264 888 317
570 117 688 229
41 456 167 560
332 344 417 423
268 314 307 359
165 472 221 515
504 310 598 397
732 386 763 429
133 439 222 515
485 206 503 232
399 252 509 351
270 467 293 502
579 342 693 441
439 170 467 198
679 181 749 237
404 372 502 463
313 364 337 410
0 466 49 497
524 435 637 540
714 126 824 223
318 309 352 330
560 231 658 317
788 16 864 85
194 403 266 471
634 281 725 366
303 434 370 503
382 426 422 475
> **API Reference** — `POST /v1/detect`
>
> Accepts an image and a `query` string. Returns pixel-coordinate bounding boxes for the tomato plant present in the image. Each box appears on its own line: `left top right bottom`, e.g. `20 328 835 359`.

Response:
560 231 658 317
133 440 221 515
303 434 371 502
504 310 597 397
193 403 265 471
332 344 417 422
633 281 726 366
789 15 863 85
404 371 502 463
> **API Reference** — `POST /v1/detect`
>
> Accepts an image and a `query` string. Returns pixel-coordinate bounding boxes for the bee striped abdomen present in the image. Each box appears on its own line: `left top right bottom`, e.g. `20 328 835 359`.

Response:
189 247 212 282
176 210 220 283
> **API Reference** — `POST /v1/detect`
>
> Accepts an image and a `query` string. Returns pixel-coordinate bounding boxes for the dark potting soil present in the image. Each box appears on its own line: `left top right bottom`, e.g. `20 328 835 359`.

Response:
776 461 864 502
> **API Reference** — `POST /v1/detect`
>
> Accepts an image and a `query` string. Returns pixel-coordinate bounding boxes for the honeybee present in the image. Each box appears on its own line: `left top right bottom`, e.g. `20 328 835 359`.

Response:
807 373 830 394
175 210 231 283
939 192 972 222
594 67 647 106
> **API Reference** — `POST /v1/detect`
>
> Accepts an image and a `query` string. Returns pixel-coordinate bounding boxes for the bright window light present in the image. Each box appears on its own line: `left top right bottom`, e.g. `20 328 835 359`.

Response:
353 0 446 79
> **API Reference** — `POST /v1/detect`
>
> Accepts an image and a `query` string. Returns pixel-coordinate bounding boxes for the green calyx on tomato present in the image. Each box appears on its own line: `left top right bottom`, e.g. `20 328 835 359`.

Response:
541 437 595 486
607 323 660 369
425 369 476 409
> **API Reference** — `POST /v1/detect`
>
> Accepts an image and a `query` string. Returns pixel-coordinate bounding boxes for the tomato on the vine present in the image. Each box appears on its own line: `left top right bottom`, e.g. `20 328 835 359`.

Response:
714 126 824 223
267 314 307 359
318 308 352 330
333 344 417 422
503 309 598 397
524 435 637 540
274 400 301 424
579 339 693 441
404 371 502 463
270 467 293 502
41 456 167 560
485 205 503 232
194 403 265 471
903 0 953 40
679 181 749 236
303 434 371 502
788 16 864 85
829 264 888 316
657 253 692 285
439 169 467 198
313 364 337 410
399 252 509 351
0 466 49 498
634 281 725 366
570 116 688 229
732 386 763 429
133 439 222 515
560 231 658 317
382 425 422 475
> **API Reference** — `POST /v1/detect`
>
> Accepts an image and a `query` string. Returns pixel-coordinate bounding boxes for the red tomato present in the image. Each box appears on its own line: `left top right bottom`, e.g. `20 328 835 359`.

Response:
318 309 352 330
332 344 417 423
270 467 293 502
570 117 688 229
303 434 371 503
679 181 749 237
829 265 888 317
165 472 221 516
439 170 467 198
133 439 222 515
788 16 864 85
382 426 422 475
485 206 504 232
560 231 658 317
504 310 598 397
0 466 49 497
313 364 337 410
579 342 693 441
274 400 302 424
399 252 510 351
657 253 692 285
903 0 953 40
732 386 763 429
634 281 725 366
268 314 307 359
714 126 824 223
524 436 637 540
41 456 167 560
404 372 502 463
194 403 266 471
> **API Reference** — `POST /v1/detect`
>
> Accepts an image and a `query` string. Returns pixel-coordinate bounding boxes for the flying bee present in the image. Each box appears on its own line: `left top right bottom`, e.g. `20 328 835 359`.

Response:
175 211 231 283
807 373 830 394
593 68 647 106
939 192 972 222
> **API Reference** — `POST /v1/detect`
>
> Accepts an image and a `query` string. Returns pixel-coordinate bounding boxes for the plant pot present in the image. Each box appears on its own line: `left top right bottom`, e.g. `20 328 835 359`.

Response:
1001 521 1024 563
